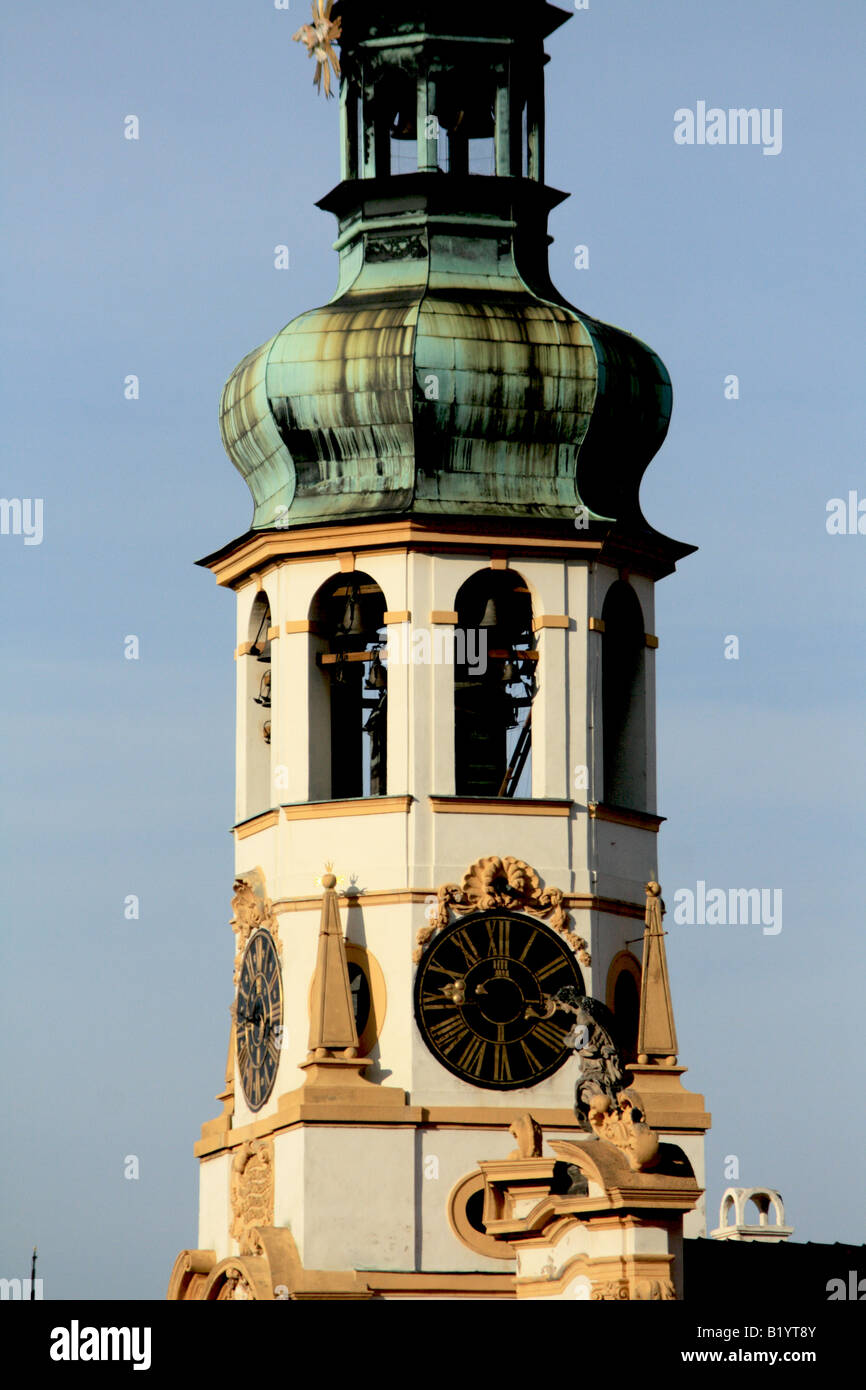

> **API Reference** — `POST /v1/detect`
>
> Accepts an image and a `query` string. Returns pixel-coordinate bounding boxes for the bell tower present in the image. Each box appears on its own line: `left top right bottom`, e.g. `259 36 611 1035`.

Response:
169 0 710 1302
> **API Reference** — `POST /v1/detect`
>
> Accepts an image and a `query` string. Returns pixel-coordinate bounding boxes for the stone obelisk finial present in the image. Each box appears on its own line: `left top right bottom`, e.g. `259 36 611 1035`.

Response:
307 866 359 1058
299 866 372 1089
636 881 679 1065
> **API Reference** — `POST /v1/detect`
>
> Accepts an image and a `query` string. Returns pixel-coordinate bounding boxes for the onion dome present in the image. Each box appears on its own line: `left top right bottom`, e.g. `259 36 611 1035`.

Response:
219 2 674 541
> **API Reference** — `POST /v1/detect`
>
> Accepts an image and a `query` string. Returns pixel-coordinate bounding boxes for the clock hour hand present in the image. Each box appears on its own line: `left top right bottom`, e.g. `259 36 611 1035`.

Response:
524 994 557 1020
441 979 466 1005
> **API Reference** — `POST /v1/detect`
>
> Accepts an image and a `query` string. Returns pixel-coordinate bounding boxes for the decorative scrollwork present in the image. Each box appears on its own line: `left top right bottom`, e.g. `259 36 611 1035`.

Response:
366 233 427 262
591 1278 631 1301
591 1277 673 1301
412 855 590 966
230 870 280 985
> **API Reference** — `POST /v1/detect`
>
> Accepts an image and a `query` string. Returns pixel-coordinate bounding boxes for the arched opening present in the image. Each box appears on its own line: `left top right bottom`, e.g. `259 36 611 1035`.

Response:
605 950 641 1064
612 969 640 1064
380 69 418 175
601 581 647 810
242 592 272 817
454 570 536 798
310 573 387 800
434 72 496 175
747 1194 772 1226
363 66 498 177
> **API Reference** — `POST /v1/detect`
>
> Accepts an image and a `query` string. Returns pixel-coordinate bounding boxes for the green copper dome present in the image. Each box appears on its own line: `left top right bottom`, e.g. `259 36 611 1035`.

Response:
219 2 672 537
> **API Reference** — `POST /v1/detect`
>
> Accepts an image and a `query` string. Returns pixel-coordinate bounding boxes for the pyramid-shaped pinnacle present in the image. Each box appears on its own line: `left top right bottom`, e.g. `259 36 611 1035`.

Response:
636 881 679 1064
307 870 359 1056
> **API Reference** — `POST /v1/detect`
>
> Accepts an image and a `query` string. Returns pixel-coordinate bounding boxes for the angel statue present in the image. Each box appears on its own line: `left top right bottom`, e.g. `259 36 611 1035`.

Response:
528 985 629 1128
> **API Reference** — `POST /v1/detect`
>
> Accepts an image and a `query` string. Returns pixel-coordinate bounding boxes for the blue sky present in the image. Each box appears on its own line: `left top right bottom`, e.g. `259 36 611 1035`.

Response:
1 0 864 1298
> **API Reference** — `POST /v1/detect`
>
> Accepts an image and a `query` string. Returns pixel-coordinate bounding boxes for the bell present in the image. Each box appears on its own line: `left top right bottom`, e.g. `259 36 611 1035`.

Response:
365 651 386 691
254 669 271 708
336 594 364 638
478 598 499 629
390 107 416 140
249 608 271 659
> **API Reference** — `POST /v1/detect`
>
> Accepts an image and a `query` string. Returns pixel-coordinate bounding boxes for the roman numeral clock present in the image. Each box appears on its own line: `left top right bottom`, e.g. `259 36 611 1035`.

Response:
414 913 583 1089
235 928 283 1112
168 0 711 1303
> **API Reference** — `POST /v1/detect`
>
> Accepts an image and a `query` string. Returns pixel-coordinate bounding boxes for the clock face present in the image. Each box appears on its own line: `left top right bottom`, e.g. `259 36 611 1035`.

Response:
414 911 584 1090
236 929 283 1112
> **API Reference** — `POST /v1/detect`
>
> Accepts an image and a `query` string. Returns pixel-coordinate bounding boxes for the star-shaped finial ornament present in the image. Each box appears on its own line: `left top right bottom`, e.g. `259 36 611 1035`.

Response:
293 0 342 99
315 864 345 889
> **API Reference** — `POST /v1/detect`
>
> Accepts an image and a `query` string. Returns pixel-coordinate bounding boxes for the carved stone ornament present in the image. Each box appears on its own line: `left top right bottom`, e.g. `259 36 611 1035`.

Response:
413 855 590 966
365 232 427 262
587 1092 660 1172
591 1277 674 1302
548 988 629 1128
230 869 280 986
508 1112 543 1159
217 1265 255 1300
230 1140 275 1255
592 1278 630 1301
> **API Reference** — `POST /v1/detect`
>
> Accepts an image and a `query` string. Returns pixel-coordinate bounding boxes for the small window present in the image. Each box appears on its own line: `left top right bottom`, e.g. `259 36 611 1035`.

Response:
347 961 371 1039
605 950 642 1064
612 968 640 1063
343 943 384 1057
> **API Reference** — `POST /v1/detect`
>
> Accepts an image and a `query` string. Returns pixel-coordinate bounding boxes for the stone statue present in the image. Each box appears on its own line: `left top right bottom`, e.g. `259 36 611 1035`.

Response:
544 986 629 1128
508 1112 543 1159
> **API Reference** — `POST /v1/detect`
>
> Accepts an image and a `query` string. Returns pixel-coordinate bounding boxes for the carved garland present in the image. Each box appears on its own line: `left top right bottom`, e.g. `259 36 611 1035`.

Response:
230 1139 275 1256
412 855 590 967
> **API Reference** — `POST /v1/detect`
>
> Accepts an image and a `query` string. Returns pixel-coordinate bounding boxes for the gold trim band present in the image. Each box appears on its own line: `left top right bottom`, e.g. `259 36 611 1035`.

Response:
429 796 571 817
587 803 665 831
271 889 644 920
282 796 413 821
234 809 280 839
